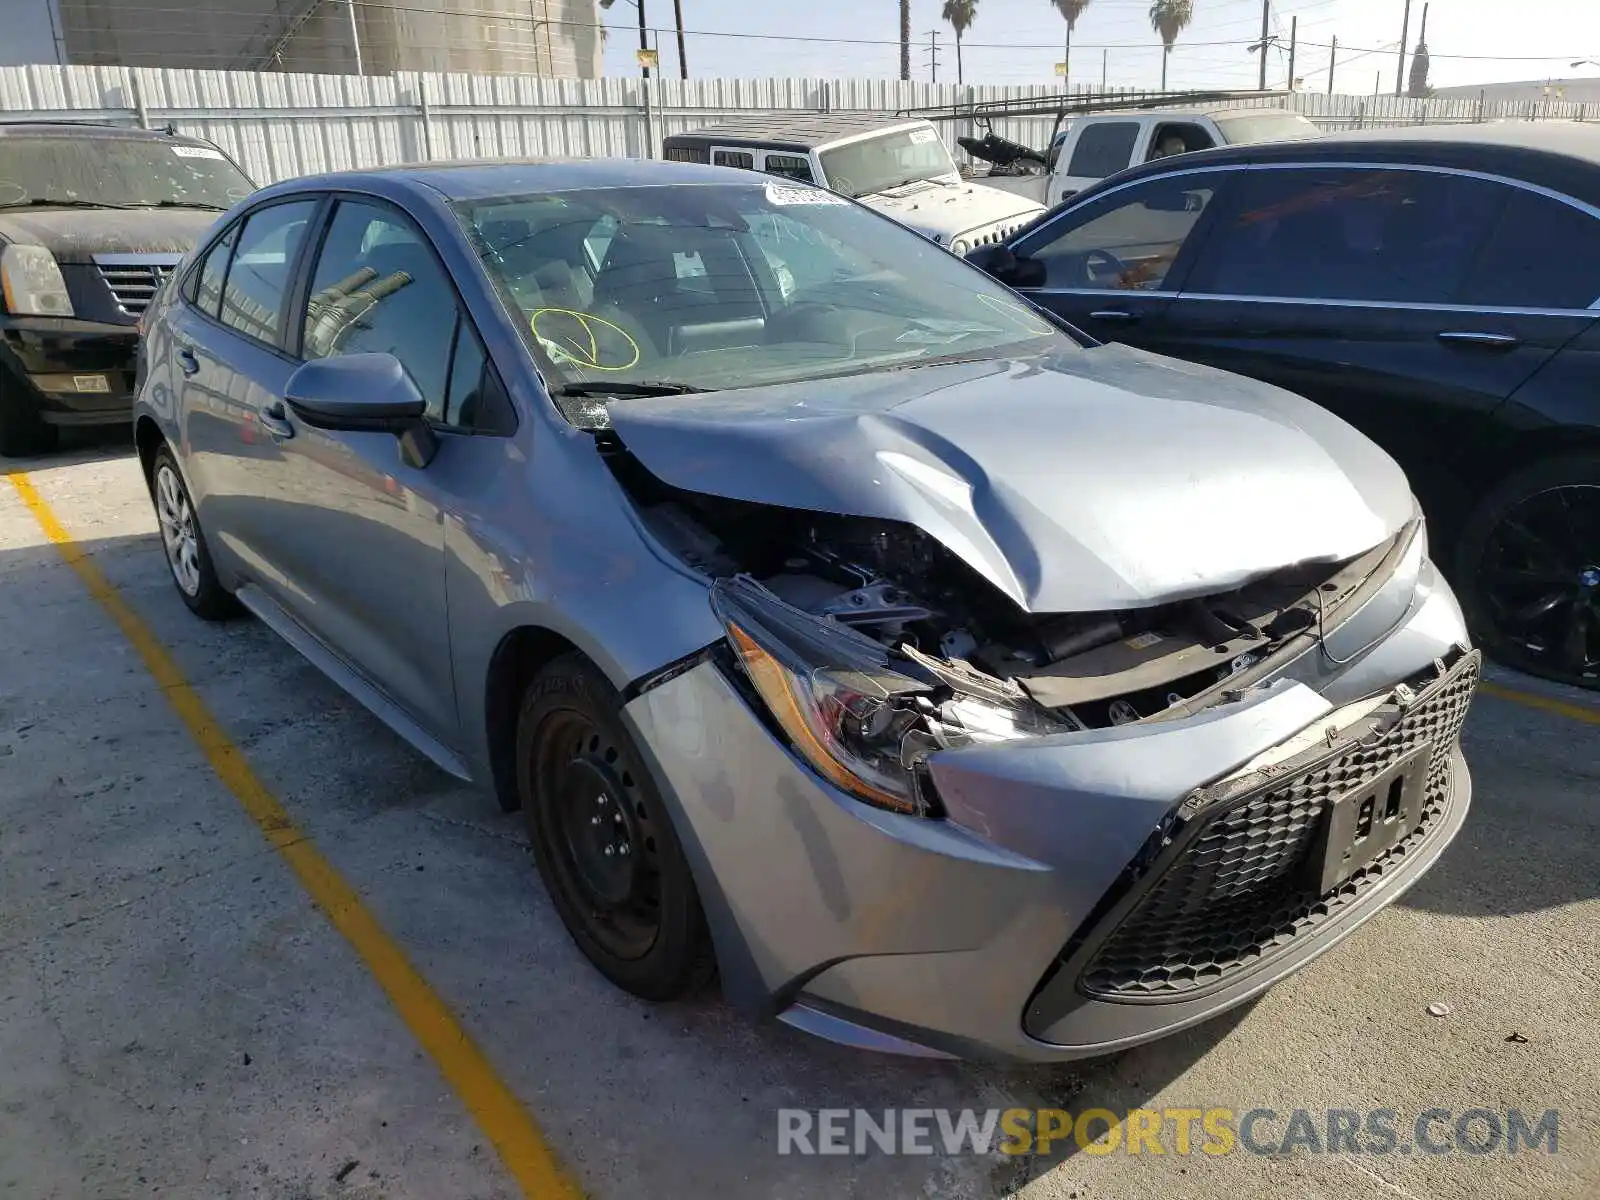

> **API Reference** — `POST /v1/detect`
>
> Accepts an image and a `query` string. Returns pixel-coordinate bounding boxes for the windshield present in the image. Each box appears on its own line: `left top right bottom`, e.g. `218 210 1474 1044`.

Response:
1213 112 1322 146
0 136 254 210
817 126 960 198
454 181 1065 411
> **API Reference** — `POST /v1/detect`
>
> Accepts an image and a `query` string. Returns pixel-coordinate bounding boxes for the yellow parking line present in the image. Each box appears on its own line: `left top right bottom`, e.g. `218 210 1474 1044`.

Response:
5 471 584 1200
1479 680 1600 726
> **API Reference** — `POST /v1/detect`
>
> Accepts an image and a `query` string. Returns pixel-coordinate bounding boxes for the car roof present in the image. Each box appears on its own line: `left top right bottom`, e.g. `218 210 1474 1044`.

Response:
1067 120 1600 210
662 114 922 152
1083 105 1305 121
0 120 212 146
257 156 786 202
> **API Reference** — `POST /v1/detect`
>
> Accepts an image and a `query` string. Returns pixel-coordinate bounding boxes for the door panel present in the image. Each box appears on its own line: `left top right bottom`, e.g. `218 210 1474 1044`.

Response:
1164 166 1600 524
260 196 482 742
175 201 317 588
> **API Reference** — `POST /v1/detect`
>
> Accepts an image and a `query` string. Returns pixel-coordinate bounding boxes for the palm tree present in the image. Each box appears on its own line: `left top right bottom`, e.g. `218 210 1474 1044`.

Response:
1149 0 1194 90
901 0 912 80
943 0 978 84
1051 0 1092 87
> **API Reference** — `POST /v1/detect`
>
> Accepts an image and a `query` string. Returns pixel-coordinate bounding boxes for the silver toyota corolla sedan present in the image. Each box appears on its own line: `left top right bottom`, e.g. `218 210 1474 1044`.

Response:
133 159 1478 1063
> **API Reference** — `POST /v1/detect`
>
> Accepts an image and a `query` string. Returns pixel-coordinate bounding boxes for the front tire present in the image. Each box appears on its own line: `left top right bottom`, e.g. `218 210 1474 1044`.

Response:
516 653 714 1001
1455 454 1600 689
150 446 237 621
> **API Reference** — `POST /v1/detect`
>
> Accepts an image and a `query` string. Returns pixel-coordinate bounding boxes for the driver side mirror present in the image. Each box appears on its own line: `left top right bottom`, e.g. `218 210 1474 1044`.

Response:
965 243 1046 290
284 353 439 469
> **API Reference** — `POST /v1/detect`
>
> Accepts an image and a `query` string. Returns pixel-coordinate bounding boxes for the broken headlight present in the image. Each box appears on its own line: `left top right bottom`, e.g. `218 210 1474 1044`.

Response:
711 576 1073 816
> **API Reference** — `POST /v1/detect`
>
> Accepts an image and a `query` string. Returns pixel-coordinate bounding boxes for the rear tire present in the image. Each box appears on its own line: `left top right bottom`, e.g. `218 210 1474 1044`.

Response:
150 445 238 621
516 653 714 1001
0 376 59 458
1454 454 1600 690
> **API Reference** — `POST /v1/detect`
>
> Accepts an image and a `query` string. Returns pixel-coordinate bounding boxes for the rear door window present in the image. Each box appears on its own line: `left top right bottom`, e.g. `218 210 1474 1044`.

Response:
762 153 815 183
1066 122 1141 179
216 200 317 346
712 149 755 170
1186 168 1504 304
1457 189 1600 310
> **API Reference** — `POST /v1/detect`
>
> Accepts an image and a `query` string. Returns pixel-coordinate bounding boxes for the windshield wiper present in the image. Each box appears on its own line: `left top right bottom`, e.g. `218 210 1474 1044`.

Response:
554 382 704 398
142 200 230 211
0 198 142 210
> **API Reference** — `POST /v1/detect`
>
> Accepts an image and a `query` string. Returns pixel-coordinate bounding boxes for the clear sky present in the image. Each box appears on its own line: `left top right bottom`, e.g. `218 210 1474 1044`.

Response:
599 0 1600 95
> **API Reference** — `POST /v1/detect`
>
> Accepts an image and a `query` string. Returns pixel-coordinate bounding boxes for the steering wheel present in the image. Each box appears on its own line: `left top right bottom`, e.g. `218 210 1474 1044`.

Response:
1084 248 1131 288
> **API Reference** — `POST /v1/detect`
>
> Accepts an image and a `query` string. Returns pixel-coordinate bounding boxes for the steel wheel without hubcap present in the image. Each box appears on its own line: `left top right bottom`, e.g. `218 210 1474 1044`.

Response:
155 462 202 597
534 710 664 962
1471 483 1600 685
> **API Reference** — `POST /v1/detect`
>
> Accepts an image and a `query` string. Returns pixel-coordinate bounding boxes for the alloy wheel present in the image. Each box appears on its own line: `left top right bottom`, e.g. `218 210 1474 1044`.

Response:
154 463 202 597
1473 483 1600 684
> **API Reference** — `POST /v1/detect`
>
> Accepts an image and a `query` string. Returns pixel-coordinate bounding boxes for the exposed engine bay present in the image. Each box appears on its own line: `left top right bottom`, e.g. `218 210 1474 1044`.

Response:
611 447 1401 737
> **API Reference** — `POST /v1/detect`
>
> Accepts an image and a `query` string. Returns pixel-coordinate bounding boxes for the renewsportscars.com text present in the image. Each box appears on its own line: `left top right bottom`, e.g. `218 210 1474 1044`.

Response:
776 1107 1561 1157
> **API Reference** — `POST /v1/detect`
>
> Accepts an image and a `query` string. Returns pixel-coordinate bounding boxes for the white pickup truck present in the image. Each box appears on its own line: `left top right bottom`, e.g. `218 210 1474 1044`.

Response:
661 116 1047 256
967 106 1321 209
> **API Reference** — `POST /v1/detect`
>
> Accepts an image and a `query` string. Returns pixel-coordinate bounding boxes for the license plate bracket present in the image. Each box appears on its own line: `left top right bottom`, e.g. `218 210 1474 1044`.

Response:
1316 745 1432 893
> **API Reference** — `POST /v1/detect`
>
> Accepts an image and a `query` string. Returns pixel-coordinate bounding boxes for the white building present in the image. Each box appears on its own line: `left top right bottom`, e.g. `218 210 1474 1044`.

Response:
0 0 604 77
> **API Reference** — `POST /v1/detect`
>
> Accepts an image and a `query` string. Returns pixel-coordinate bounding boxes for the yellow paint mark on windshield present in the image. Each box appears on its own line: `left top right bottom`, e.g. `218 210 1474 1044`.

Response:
530 308 641 372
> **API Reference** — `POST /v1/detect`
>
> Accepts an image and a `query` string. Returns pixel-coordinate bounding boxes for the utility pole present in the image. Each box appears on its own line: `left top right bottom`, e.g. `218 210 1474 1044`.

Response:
925 29 941 84
1327 35 1337 95
673 0 687 79
1287 16 1297 89
637 0 650 78
1396 0 1412 96
346 0 363 75
1258 0 1270 91
1102 48 1108 91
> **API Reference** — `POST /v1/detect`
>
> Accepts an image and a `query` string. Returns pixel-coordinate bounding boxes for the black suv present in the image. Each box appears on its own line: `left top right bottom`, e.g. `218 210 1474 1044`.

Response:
0 122 255 455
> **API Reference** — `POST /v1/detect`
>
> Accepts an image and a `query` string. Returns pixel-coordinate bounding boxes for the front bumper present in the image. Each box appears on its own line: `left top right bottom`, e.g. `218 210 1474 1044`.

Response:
1 316 139 425
623 557 1478 1064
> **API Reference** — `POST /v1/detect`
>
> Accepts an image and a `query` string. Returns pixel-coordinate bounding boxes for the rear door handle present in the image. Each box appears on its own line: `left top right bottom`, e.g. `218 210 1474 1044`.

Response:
259 400 295 441
177 347 200 376
1436 330 1520 348
1089 309 1141 323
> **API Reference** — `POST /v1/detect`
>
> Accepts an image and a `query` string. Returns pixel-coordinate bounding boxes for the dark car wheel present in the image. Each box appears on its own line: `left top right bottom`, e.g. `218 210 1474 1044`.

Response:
149 446 238 621
517 653 714 1001
0 376 59 458
1456 454 1600 689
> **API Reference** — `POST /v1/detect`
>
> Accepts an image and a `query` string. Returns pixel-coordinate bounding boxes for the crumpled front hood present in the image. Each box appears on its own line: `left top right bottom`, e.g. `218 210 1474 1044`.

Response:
858 178 1046 240
608 345 1415 613
0 208 218 263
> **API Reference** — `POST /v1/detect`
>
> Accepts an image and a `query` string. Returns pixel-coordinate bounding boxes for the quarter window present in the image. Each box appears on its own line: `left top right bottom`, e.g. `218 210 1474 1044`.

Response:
217 200 316 345
1458 189 1600 310
1025 178 1217 291
301 200 459 423
1066 122 1140 179
189 223 238 319
1189 168 1504 304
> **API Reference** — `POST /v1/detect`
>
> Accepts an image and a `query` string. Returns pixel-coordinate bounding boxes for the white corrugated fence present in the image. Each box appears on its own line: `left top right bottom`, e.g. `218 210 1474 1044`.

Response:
2 64 1594 185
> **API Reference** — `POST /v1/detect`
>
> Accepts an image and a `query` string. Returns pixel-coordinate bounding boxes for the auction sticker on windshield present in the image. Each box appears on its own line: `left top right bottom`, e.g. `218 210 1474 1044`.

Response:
765 183 846 206
171 145 226 160
909 127 940 144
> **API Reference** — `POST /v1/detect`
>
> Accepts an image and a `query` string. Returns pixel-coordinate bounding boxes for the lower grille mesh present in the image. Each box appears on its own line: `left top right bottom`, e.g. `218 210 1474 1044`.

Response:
1078 655 1480 1000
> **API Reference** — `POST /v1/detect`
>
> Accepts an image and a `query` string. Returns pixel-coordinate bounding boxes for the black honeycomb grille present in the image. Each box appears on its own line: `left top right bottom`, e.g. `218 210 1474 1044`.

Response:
1077 654 1480 1001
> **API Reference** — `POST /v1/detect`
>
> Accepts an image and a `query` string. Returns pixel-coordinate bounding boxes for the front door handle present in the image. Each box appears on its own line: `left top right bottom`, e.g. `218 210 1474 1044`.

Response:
177 347 200 376
1089 309 1141 323
1436 330 1520 349
259 400 295 441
